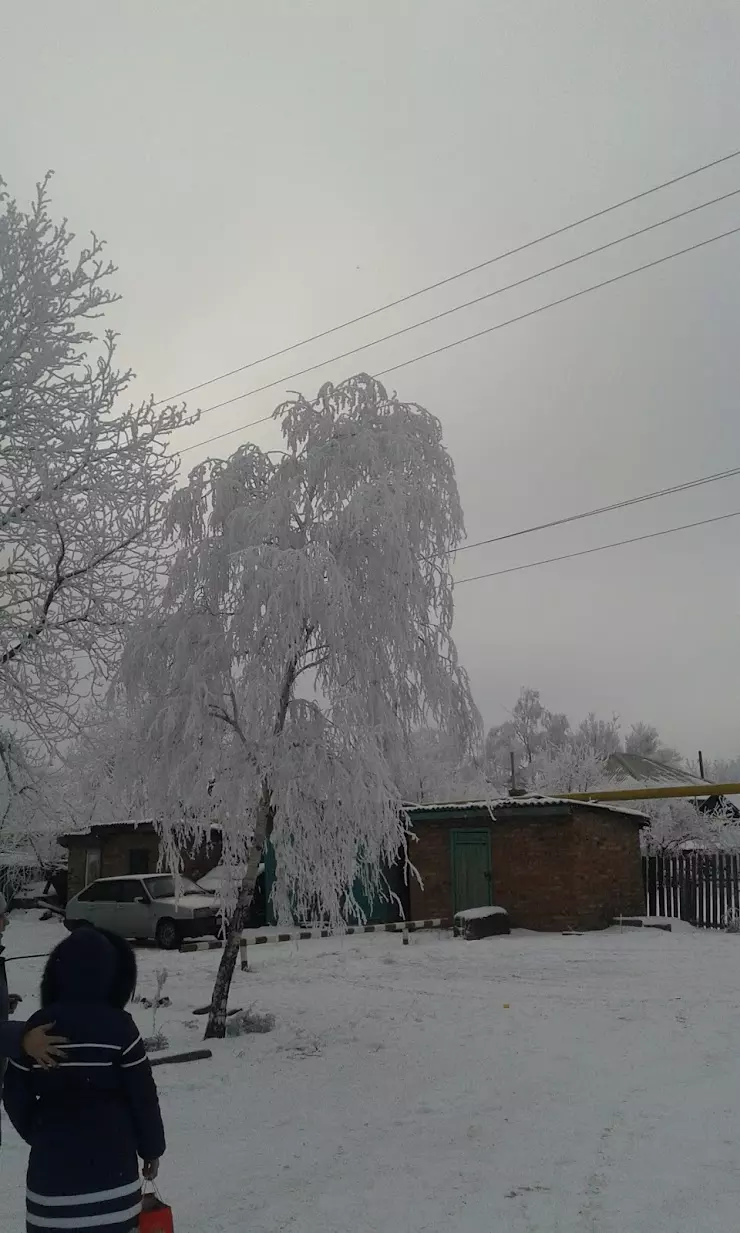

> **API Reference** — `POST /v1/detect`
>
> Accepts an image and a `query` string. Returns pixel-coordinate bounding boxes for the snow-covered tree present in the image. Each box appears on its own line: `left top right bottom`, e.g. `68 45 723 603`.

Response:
485 687 571 785
698 754 740 784
642 797 740 853
59 701 150 830
400 726 493 804
121 374 480 1036
574 712 621 759
484 688 683 789
624 722 681 767
527 741 614 795
0 173 195 747
0 731 69 886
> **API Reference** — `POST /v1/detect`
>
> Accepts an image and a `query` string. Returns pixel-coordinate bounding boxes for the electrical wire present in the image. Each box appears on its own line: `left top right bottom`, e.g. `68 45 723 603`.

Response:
459 464 740 552
157 146 740 405
178 221 740 458
376 223 740 383
179 187 740 434
454 508 740 586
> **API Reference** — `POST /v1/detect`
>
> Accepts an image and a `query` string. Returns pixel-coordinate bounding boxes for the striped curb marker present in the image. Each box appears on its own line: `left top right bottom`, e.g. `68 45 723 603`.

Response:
239 918 451 970
181 918 451 959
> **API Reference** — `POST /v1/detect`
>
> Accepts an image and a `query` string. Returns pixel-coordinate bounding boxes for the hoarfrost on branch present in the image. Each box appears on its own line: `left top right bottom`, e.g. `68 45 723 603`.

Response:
122 373 480 1035
0 173 196 746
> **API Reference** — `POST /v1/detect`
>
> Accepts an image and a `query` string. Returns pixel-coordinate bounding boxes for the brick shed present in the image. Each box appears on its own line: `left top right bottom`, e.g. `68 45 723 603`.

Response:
59 820 223 902
406 797 647 931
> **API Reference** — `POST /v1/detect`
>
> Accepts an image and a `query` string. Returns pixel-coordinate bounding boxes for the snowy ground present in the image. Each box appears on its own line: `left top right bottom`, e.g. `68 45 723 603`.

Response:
3 914 740 1232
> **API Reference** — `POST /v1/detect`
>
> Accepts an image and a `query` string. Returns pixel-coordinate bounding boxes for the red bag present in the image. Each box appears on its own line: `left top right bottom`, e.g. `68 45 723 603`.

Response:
139 1185 174 1233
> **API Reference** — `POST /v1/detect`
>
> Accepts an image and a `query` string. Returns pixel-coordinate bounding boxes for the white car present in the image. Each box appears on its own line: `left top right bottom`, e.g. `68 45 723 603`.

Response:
65 874 219 950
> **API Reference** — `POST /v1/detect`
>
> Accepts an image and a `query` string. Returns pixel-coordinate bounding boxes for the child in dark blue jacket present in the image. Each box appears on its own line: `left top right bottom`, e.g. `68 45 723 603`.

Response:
3 926 166 1233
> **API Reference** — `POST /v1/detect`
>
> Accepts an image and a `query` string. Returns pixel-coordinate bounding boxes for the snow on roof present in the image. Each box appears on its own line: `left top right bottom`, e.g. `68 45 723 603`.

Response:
61 817 155 837
604 753 706 788
406 796 648 822
61 818 222 839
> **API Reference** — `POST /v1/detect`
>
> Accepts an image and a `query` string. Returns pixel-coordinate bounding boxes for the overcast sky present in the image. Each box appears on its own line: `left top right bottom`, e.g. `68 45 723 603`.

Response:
3 1 740 758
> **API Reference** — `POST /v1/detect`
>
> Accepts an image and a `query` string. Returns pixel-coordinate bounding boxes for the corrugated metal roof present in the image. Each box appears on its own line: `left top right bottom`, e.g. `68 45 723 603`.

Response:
406 797 648 822
604 753 705 788
59 818 222 842
59 818 155 842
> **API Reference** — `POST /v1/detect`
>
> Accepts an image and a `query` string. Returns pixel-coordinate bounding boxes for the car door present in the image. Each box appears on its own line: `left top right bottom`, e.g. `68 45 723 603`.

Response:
116 880 153 940
92 879 127 933
75 879 118 929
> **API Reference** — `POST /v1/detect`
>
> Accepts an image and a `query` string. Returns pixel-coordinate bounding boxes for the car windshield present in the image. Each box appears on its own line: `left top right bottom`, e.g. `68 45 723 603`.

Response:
145 876 209 900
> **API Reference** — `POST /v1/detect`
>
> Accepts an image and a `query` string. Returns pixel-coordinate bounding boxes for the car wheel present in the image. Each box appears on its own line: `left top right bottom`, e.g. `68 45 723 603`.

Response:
155 919 180 950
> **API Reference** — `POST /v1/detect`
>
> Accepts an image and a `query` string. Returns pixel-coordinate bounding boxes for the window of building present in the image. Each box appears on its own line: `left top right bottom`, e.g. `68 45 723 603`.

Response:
128 849 151 876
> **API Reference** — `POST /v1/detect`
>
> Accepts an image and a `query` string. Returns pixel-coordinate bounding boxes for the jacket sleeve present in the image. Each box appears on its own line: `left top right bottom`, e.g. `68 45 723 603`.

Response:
118 1016 166 1162
2 1056 38 1144
0 1020 25 1058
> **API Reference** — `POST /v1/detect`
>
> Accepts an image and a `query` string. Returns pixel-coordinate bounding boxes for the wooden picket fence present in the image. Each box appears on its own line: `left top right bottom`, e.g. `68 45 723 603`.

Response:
643 853 740 929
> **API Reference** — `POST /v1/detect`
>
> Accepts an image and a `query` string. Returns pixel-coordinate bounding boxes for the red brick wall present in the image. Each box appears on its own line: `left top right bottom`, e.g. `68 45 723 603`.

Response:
409 823 451 920
408 808 644 930
491 816 576 930
569 810 645 927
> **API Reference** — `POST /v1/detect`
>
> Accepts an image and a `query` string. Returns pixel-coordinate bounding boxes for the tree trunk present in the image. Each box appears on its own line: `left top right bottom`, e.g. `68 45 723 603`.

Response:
204 789 271 1039
204 650 299 1039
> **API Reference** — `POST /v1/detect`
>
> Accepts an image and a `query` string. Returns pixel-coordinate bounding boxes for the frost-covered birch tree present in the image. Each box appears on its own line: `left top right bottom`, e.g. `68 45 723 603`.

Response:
122 374 480 1037
58 701 151 830
0 173 195 746
0 731 69 889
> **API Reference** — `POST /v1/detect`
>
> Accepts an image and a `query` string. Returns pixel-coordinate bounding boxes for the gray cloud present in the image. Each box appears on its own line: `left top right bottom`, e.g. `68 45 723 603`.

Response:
3 0 740 755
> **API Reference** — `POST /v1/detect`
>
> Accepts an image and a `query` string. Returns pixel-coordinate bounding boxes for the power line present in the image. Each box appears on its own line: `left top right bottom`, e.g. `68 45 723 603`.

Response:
455 508 740 586
375 223 740 383
179 221 740 458
460 463 740 552
179 412 275 457
180 187 740 433
157 146 740 406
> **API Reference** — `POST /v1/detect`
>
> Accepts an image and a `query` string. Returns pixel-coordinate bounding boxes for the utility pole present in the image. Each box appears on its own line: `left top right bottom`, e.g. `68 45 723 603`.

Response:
698 750 705 779
509 751 525 797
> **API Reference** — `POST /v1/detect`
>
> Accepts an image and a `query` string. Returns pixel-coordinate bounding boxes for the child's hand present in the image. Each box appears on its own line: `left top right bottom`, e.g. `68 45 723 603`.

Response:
142 1159 160 1181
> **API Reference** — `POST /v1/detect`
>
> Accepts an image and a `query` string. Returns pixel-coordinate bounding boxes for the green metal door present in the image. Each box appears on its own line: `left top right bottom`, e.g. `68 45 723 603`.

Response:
450 829 492 915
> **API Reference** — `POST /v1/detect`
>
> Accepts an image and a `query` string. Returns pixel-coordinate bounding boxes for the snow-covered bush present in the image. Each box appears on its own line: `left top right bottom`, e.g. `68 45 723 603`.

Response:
642 797 740 853
225 1007 275 1037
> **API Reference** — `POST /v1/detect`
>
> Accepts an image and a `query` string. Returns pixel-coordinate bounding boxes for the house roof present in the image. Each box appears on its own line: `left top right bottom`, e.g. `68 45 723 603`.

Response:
59 818 221 844
604 753 705 788
406 796 648 823
59 818 156 844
